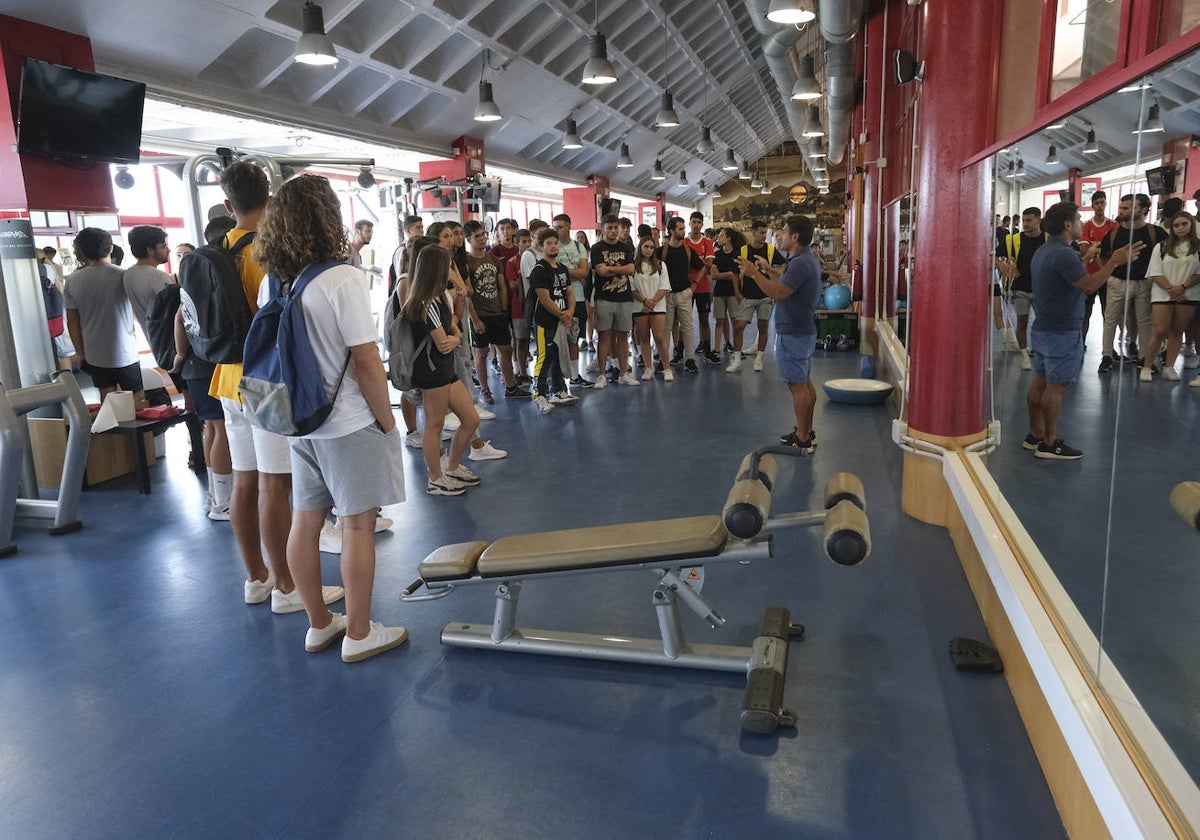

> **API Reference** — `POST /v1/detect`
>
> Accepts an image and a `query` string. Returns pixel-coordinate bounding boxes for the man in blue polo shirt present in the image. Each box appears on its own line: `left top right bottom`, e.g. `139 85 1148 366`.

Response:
736 214 822 454
1026 202 1143 460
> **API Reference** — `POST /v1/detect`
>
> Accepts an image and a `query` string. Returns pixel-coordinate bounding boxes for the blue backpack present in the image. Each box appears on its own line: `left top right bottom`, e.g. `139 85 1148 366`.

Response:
239 261 348 437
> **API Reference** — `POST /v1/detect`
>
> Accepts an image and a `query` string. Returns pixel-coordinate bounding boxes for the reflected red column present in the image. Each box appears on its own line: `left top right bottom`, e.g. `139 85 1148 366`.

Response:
907 2 996 439
859 8 885 322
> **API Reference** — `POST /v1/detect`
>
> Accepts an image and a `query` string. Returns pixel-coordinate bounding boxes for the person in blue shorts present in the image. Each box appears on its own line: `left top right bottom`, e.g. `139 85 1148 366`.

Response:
736 214 823 454
1025 202 1143 460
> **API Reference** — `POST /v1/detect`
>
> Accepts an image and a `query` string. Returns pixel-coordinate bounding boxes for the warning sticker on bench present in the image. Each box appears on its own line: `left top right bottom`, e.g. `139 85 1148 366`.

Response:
684 567 705 591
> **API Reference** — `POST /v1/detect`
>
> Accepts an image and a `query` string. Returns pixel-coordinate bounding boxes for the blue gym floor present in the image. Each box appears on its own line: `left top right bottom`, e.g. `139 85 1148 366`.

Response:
0 346 1065 839
987 312 1200 787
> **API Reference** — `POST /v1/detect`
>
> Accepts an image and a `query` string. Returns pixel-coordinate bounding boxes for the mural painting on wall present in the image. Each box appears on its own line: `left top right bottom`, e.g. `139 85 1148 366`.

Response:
713 178 844 231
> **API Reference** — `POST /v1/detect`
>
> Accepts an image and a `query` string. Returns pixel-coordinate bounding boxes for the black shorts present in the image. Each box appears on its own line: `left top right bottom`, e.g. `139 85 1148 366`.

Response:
574 301 588 330
693 292 712 316
992 283 1002 298
470 314 512 349
84 360 142 392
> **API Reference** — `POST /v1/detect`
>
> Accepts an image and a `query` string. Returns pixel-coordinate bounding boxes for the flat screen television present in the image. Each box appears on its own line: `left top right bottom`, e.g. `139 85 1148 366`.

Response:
1146 165 1176 196
16 58 146 165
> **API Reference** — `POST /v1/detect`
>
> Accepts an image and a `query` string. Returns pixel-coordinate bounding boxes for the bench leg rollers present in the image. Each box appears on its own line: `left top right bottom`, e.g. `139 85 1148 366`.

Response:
741 606 799 734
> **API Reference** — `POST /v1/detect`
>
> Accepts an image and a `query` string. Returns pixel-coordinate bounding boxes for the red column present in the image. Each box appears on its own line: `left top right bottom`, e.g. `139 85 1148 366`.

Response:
858 9 886 319
906 2 999 438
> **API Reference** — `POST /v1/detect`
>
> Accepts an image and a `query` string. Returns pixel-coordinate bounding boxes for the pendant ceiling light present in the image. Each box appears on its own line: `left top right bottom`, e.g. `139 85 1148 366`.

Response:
581 0 617 85
739 161 752 180
473 49 502 122
791 56 820 101
1044 145 1058 165
760 179 771 195
1004 160 1017 179
750 169 762 189
697 61 714 153
651 157 666 180
722 149 739 171
294 1 338 66
766 0 816 24
616 142 634 168
802 105 825 138
1135 103 1164 133
809 137 826 158
654 23 680 127
811 159 827 172
1083 129 1100 154
562 116 583 149
678 169 689 187
697 179 708 196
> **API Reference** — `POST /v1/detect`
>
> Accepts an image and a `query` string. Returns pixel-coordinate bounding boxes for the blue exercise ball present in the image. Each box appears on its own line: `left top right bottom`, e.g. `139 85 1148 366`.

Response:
823 284 851 310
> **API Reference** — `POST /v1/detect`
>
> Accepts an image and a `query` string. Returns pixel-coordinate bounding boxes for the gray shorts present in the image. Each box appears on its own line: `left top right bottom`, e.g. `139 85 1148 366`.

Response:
595 299 633 332
1010 290 1033 316
735 297 774 322
713 295 739 319
290 422 405 515
511 317 529 340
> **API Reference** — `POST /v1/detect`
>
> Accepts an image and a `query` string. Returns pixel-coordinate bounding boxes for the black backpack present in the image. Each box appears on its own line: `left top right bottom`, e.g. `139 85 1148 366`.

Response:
178 233 256 364
145 283 182 370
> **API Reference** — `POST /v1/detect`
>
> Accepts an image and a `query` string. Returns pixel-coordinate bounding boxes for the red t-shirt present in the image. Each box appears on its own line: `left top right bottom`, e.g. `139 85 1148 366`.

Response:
1081 218 1117 274
504 252 524 318
686 235 714 293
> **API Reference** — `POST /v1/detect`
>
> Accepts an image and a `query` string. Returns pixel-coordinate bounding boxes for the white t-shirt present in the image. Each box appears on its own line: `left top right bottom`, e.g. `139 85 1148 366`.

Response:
295 264 379 439
122 264 172 338
1146 245 1200 303
632 262 670 314
62 264 138 368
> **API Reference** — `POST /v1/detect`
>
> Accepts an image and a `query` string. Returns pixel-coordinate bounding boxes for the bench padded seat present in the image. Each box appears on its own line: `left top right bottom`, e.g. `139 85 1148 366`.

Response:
477 515 727 577
419 540 490 583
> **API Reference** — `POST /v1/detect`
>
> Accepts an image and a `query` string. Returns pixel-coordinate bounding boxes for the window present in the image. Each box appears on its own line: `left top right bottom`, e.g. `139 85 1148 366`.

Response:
1050 0 1123 98
1158 0 1200 45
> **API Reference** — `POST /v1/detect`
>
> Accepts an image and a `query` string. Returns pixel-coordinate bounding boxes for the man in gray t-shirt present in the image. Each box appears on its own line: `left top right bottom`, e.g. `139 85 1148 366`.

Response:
64 227 141 396
123 225 174 338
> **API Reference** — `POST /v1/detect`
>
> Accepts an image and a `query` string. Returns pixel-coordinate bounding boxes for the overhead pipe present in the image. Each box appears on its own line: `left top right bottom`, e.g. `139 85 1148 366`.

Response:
819 0 863 166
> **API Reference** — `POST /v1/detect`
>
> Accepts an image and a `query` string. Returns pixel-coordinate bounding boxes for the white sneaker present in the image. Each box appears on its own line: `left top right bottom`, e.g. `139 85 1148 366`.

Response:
427 475 467 495
203 491 213 514
550 391 579 405
663 369 675 382
753 353 764 372
444 413 461 431
244 570 276 605
1190 376 1200 388
305 611 347 652
468 440 507 460
618 372 641 386
318 520 342 553
404 430 422 449
1139 367 1153 382
726 355 742 373
641 369 654 381
342 621 409 662
593 376 607 389
1164 367 1180 381
208 504 231 522
475 404 495 420
1020 349 1032 371
534 395 555 413
443 462 481 485
272 584 345 614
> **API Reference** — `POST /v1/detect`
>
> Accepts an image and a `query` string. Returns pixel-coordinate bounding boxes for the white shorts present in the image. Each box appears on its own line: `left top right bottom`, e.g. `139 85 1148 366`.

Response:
221 397 293 474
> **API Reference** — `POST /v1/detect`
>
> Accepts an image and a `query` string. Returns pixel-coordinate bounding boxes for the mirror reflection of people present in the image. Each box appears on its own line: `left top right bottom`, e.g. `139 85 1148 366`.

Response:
996 208 1048 370
1079 191 1116 350
1097 194 1167 372
1141 211 1200 385
1024 202 1143 461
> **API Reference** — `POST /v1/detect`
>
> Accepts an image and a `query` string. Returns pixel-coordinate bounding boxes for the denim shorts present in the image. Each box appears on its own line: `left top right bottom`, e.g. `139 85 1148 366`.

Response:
1030 329 1084 385
775 333 817 384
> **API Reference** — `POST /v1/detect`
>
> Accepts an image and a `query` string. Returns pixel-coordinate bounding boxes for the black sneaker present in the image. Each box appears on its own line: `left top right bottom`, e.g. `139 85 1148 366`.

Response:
569 376 595 389
1021 434 1042 451
704 350 721 365
504 386 532 399
1035 439 1082 460
779 427 817 444
670 351 684 366
606 367 619 383
781 431 817 455
724 341 734 353
1098 356 1114 373
684 359 699 374
654 361 664 374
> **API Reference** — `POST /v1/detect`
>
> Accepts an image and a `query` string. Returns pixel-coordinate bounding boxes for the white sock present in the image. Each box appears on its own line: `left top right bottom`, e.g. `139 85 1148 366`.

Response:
211 472 233 508
568 358 579 378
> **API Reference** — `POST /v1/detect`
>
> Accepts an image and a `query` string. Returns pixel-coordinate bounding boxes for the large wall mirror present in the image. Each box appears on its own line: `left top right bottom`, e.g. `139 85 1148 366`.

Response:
985 46 1200 791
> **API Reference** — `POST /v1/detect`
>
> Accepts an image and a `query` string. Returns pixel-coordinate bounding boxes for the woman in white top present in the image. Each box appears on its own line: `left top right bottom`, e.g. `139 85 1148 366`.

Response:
631 237 673 382
1143 211 1200 383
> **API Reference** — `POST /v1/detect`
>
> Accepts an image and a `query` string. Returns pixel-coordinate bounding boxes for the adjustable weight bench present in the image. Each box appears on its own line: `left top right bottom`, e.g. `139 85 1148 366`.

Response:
402 448 872 733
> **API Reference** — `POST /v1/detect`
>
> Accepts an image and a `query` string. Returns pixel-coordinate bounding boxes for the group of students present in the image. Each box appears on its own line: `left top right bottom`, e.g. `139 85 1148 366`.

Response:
997 190 1200 388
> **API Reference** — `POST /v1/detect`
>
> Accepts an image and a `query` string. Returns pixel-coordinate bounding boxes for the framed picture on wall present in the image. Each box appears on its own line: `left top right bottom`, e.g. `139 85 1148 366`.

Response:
1078 177 1102 208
